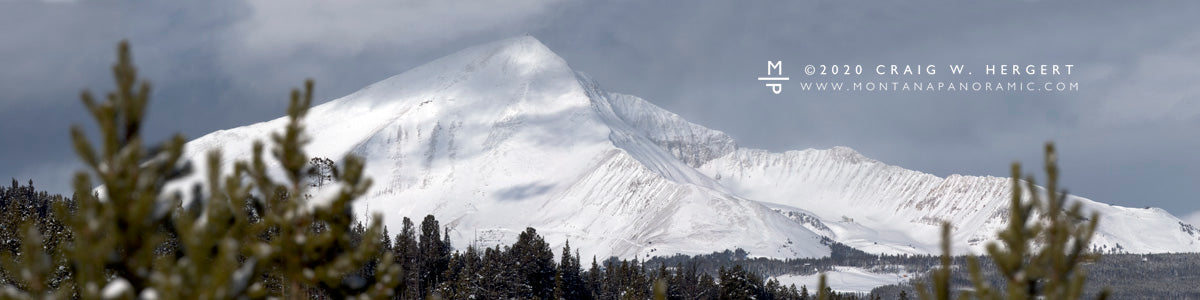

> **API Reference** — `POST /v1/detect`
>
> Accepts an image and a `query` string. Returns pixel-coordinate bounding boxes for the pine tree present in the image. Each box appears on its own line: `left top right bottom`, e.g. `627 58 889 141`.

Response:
480 245 520 298
305 157 337 187
381 226 393 255
438 251 463 297
0 40 400 299
511 227 556 299
619 258 650 300
917 143 1111 300
554 259 565 299
697 272 718 299
602 259 619 299
417 215 449 298
666 263 684 300
393 216 420 299
587 256 604 299
764 278 782 300
555 240 587 299
719 265 759 300
447 245 482 299
816 274 831 300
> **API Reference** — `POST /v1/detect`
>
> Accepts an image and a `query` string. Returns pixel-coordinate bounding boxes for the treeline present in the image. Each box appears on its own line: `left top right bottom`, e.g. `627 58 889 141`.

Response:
378 216 817 299
0 179 75 291
3 179 879 299
0 179 71 254
19 174 1178 300
645 238 944 280
871 253 1200 299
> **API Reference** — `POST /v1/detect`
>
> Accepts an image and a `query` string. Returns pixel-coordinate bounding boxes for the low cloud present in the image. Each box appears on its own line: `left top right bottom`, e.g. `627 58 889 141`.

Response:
1184 211 1200 227
1086 31 1200 129
230 0 565 58
13 161 81 195
213 0 569 102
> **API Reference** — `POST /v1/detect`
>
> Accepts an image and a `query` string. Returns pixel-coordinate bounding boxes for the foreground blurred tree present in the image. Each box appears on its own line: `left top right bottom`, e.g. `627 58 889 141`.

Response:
917 143 1110 300
0 41 399 299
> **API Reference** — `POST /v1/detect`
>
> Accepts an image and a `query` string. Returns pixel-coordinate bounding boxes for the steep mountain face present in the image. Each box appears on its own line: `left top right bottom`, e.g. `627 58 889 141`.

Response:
178 36 1200 260
179 36 827 260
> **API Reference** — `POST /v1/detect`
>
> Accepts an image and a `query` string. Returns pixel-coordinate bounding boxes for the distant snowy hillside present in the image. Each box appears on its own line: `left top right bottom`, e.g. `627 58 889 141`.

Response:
176 36 1200 260
698 148 1200 254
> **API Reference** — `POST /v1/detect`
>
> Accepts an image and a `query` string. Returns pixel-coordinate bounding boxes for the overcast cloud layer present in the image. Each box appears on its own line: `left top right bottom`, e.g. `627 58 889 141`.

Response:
1 1 1198 218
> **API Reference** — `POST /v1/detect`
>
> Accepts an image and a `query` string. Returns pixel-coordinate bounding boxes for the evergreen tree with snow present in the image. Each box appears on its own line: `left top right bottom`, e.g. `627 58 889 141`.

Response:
480 245 521 298
0 179 74 294
554 240 588 299
511 227 557 299
393 216 420 298
718 265 758 300
417 215 450 297
587 256 604 299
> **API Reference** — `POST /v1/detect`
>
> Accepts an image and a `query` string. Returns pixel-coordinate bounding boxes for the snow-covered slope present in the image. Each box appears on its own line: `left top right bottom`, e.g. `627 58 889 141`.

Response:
178 36 1200 260
774 267 915 293
179 36 826 260
697 148 1200 254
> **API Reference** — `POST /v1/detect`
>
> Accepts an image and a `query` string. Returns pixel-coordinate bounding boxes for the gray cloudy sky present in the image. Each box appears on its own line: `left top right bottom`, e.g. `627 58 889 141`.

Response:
2 1 1198 220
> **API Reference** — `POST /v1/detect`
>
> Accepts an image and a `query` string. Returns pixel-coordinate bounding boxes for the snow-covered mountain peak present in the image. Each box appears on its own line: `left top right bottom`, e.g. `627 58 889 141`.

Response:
178 36 1200 260
179 36 832 259
324 36 580 111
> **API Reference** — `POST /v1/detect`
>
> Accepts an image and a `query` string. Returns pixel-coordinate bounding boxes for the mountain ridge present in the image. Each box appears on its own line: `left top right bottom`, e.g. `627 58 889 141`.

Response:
174 36 1200 260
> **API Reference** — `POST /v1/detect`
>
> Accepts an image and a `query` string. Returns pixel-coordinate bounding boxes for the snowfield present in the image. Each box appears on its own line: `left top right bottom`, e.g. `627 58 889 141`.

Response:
773 267 914 294
171 36 1200 261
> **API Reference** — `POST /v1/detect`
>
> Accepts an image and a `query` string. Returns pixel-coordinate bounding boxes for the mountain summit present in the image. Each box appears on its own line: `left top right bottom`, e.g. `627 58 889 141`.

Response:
179 37 1200 259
